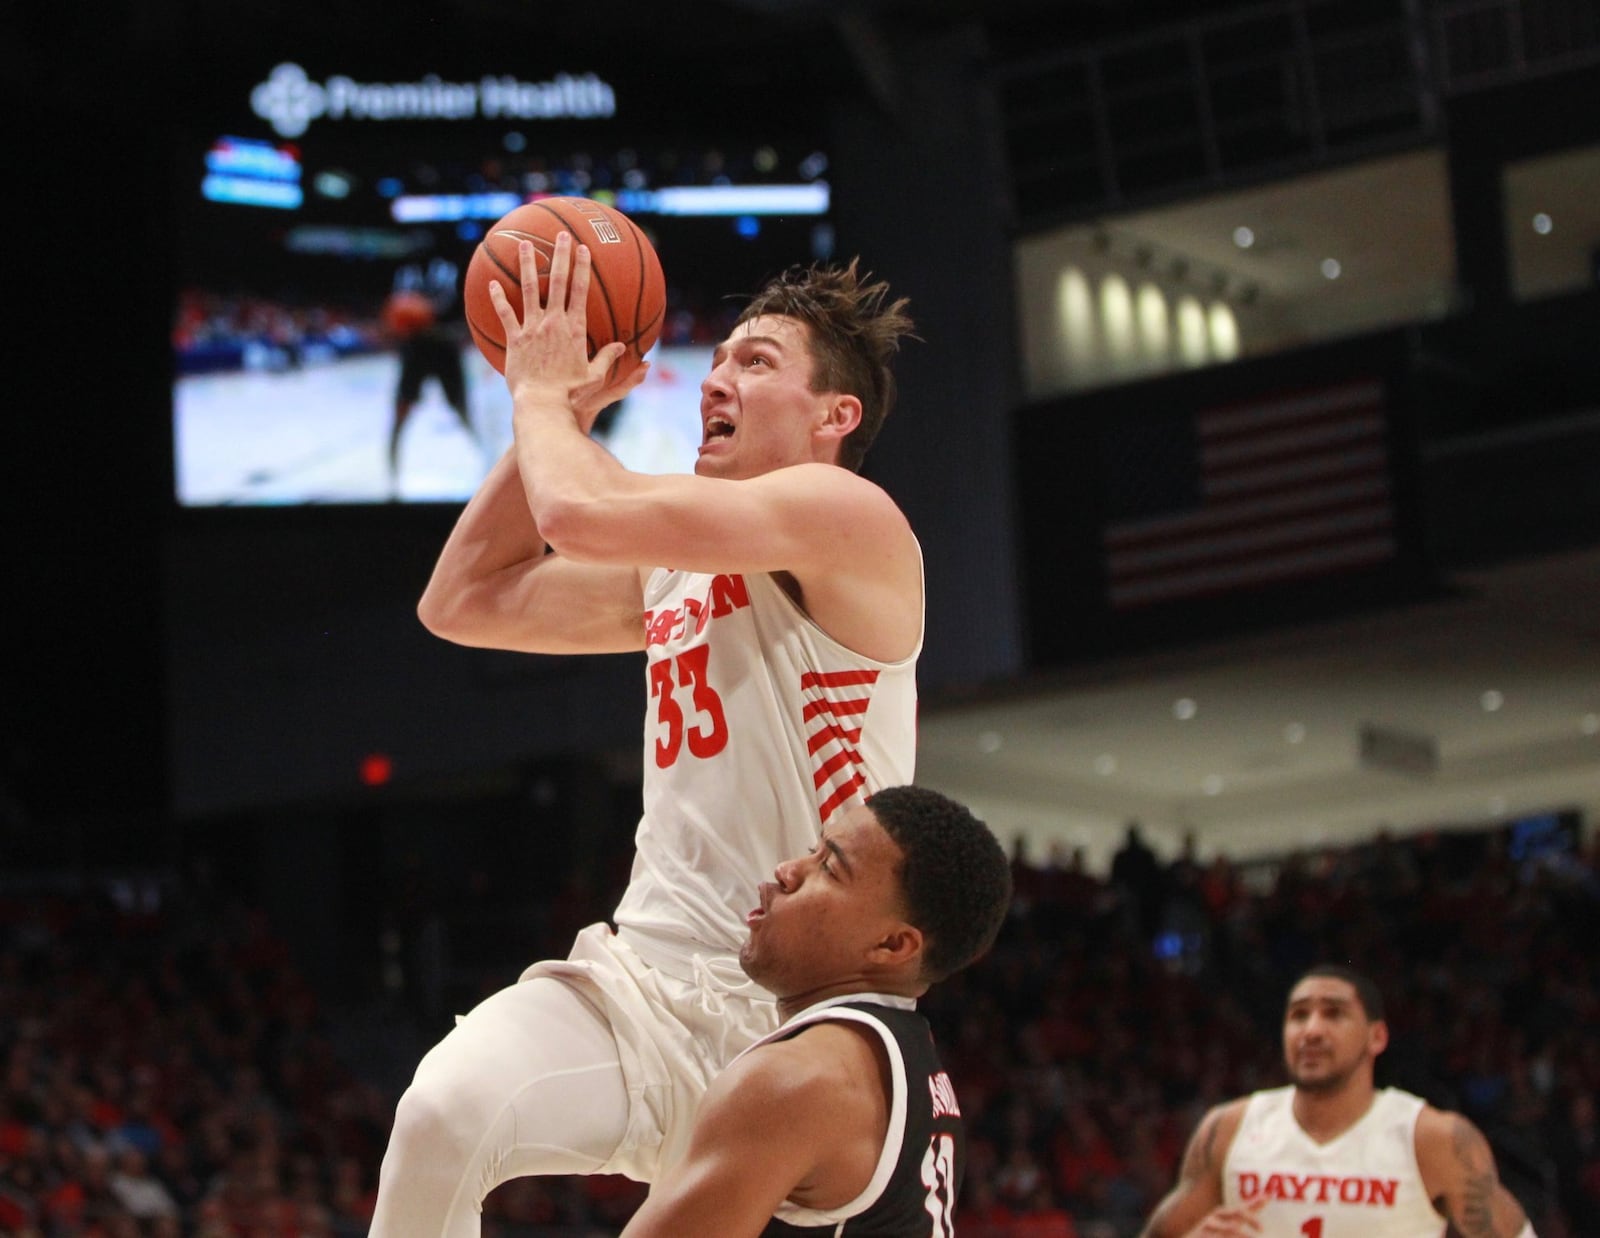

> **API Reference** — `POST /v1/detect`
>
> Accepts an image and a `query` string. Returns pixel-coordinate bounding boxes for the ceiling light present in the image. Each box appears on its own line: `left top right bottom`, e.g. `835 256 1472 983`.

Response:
1581 713 1599 735
1487 795 1507 816
1480 690 1504 712
1284 722 1307 744
1321 258 1342 280
1094 754 1117 776
1173 697 1198 721
1233 226 1255 249
977 730 1002 754
1532 212 1553 235
1202 774 1224 795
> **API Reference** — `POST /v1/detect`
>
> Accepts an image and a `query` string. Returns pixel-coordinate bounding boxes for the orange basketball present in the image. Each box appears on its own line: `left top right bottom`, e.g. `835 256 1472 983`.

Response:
462 197 666 381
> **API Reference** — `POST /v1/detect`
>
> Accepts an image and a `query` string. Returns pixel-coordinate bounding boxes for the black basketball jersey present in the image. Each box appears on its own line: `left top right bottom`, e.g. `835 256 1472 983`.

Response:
755 996 965 1238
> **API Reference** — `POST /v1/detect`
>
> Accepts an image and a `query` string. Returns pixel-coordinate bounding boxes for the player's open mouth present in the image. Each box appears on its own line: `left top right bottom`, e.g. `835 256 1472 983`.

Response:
702 415 736 445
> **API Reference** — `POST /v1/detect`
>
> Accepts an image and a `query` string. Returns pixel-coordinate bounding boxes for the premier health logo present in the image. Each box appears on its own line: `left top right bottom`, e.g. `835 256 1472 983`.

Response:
251 64 327 139
249 63 616 139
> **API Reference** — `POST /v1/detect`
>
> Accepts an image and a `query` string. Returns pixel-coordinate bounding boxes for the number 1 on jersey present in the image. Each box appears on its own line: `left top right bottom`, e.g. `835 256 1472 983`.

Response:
1301 1219 1323 1238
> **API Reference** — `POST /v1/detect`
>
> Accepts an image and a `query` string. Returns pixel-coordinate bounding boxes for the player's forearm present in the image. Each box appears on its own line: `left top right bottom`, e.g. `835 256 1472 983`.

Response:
1136 1198 1189 1238
1447 1185 1532 1238
417 448 546 637
512 396 648 560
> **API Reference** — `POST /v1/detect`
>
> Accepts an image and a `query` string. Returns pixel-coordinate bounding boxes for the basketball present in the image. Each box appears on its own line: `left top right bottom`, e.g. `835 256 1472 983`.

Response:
383 290 435 336
462 197 666 381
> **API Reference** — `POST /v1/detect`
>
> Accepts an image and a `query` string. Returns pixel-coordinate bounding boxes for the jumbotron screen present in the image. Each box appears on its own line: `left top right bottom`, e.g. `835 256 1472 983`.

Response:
171 61 834 506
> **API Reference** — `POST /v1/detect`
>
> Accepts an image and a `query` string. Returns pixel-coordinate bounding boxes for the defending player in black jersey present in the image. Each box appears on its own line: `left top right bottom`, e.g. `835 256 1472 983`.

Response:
619 785 1012 1238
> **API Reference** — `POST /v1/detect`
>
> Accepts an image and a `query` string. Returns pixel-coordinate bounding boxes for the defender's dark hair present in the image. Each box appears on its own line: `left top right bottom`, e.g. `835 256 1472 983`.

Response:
865 785 1012 983
736 258 915 472
1292 964 1387 1021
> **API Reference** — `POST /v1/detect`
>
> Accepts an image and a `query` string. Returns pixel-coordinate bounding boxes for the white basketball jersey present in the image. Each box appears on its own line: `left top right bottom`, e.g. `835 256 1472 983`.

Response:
613 566 920 977
1222 1087 1445 1238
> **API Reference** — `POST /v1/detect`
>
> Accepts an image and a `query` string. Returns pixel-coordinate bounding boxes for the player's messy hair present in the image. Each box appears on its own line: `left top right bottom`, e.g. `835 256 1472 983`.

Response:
866 786 1012 984
737 258 916 472
1294 963 1387 1022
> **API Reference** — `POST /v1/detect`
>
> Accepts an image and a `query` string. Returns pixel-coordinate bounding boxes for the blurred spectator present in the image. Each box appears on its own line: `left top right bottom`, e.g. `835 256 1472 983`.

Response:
1550 1090 1600 1231
1110 822 1164 940
1012 1183 1080 1236
956 1175 1015 1237
108 1144 179 1220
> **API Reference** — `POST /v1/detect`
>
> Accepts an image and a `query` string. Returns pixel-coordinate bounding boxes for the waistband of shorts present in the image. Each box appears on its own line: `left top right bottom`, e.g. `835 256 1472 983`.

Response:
614 923 755 993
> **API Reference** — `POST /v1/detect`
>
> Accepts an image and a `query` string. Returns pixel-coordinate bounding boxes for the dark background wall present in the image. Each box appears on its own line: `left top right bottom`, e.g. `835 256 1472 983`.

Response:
5 0 1599 851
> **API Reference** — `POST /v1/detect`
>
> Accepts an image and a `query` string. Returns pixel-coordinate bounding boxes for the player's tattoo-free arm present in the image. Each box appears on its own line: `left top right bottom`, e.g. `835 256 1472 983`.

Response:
418 233 650 654
619 1036 874 1238
417 448 646 654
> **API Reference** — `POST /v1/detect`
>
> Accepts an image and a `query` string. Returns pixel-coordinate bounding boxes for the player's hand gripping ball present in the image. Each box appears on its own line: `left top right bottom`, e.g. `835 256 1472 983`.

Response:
463 197 665 382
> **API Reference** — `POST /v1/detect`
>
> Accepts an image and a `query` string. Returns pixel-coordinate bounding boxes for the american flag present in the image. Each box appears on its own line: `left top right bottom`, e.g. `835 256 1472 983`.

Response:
1101 378 1397 610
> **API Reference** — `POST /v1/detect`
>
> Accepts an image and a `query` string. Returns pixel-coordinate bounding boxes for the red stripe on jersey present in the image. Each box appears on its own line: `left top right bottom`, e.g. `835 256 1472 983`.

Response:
800 669 882 690
802 696 873 723
808 722 863 755
817 771 866 824
813 746 865 789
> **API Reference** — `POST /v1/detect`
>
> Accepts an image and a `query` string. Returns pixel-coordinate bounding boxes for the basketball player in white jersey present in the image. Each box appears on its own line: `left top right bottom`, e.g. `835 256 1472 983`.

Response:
371 232 923 1238
621 785 1012 1237
1140 965 1535 1238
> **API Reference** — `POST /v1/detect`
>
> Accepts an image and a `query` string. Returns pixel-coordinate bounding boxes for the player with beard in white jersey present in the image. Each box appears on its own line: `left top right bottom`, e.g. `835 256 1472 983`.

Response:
1140 964 1535 1238
370 232 923 1238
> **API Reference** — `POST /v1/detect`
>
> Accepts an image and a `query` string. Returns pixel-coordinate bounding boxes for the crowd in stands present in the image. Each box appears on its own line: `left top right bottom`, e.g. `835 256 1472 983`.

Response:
0 880 392 1238
2 814 1596 1237
170 287 734 380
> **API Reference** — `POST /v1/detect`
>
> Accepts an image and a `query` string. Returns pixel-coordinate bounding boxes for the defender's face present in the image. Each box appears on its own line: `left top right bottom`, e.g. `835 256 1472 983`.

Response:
1283 976 1387 1093
739 803 909 998
697 315 835 479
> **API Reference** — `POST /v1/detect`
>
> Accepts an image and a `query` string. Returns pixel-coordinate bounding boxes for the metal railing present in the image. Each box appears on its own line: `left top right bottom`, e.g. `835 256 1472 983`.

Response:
996 0 1600 227
1435 0 1600 91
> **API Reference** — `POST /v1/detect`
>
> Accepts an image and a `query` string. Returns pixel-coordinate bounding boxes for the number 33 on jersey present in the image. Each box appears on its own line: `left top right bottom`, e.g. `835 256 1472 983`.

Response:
622 567 919 956
640 569 918 827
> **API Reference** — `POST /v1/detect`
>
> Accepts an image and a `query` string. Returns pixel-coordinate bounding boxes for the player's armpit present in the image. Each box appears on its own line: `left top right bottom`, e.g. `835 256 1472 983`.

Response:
618 1050 841 1238
1414 1108 1531 1238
